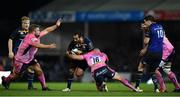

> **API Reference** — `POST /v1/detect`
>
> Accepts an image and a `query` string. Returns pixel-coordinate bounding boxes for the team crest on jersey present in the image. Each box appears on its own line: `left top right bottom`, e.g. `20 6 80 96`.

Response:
31 38 38 42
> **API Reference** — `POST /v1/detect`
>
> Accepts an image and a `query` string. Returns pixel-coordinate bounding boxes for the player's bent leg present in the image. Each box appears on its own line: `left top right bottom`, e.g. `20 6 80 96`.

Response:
155 69 167 92
135 62 145 90
96 82 108 92
1 72 19 89
1 63 22 89
163 62 180 92
27 66 37 90
62 68 75 92
33 63 50 91
112 72 141 92
150 71 159 93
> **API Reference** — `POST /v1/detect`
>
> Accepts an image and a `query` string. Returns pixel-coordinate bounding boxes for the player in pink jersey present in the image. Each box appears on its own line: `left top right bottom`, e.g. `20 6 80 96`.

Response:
67 48 141 92
1 19 62 91
156 36 180 92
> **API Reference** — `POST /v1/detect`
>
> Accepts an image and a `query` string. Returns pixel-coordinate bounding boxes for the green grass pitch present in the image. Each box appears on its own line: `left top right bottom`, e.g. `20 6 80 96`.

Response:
0 82 180 96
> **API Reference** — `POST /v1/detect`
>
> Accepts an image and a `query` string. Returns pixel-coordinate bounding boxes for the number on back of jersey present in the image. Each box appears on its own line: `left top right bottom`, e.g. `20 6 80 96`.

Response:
90 56 101 65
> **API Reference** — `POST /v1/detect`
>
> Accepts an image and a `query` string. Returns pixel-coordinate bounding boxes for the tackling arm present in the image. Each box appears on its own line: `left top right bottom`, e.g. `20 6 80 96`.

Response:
66 52 84 60
32 43 56 49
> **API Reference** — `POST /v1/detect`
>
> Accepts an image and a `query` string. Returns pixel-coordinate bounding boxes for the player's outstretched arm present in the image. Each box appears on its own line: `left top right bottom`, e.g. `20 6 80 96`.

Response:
32 43 56 49
42 18 62 36
66 52 84 60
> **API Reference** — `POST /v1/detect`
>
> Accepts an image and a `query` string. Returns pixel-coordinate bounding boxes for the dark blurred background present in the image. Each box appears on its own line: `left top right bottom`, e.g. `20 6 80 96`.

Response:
0 0 180 82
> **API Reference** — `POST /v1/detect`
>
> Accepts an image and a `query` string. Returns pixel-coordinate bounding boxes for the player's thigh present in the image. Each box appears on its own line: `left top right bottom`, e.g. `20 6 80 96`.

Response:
13 60 24 74
105 66 116 79
28 59 43 74
112 72 125 81
143 52 161 73
93 67 106 84
94 75 104 87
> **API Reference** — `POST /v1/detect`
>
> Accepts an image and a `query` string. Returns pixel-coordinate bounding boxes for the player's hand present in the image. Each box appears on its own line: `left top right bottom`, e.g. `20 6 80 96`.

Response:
139 48 147 57
141 23 147 28
49 43 57 48
71 49 82 55
8 52 14 59
141 23 148 31
56 18 62 27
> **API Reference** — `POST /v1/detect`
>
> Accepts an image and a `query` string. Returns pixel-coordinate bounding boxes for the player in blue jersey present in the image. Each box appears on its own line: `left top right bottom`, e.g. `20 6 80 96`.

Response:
8 16 36 90
62 32 94 92
137 15 164 92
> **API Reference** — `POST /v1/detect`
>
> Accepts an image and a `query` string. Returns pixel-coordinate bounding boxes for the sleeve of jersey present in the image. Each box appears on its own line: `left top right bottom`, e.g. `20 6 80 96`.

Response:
80 54 86 60
85 37 94 50
9 31 18 40
28 36 39 46
103 53 109 61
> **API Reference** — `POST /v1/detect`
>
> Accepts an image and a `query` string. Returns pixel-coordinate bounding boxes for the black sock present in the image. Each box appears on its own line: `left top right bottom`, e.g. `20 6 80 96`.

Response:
67 79 73 89
135 71 143 88
27 72 34 88
151 73 158 90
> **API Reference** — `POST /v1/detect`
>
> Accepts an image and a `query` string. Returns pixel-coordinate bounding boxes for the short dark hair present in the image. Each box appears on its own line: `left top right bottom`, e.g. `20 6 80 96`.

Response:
29 24 40 33
144 15 156 22
74 32 83 38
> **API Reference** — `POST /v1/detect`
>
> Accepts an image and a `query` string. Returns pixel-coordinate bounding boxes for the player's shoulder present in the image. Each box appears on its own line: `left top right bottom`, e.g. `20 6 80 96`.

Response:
68 40 76 47
10 27 21 34
25 33 36 40
151 23 163 28
84 37 92 43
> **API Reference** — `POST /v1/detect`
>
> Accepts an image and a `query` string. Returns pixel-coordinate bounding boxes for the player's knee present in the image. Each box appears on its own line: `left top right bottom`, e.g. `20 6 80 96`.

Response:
96 83 103 91
27 67 35 73
34 68 43 76
68 69 75 78
162 67 171 74
161 62 171 74
138 63 145 71
75 68 84 77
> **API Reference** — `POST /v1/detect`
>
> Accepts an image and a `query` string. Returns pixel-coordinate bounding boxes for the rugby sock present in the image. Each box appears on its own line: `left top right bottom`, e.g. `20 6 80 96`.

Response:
120 79 136 91
135 71 143 88
4 73 15 83
67 79 73 89
156 70 166 91
168 72 180 89
151 73 159 90
27 72 34 88
38 73 46 88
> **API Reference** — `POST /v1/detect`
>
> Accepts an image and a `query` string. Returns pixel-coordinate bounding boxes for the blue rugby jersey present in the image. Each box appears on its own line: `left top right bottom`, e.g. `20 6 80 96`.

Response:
9 27 28 54
148 23 165 53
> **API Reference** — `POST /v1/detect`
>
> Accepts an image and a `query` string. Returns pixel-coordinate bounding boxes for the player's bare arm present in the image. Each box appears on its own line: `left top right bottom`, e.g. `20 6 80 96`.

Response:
139 36 150 56
42 19 62 35
66 52 84 60
32 43 56 49
8 39 14 59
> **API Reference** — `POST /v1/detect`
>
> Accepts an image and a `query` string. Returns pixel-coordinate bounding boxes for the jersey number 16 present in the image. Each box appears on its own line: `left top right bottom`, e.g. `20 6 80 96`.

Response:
91 56 101 65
